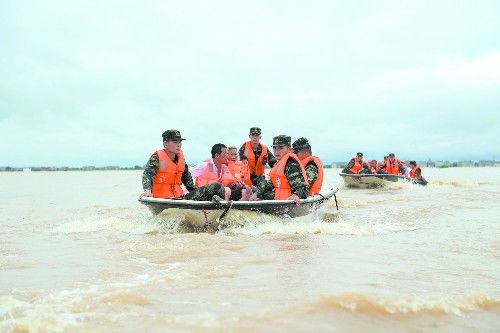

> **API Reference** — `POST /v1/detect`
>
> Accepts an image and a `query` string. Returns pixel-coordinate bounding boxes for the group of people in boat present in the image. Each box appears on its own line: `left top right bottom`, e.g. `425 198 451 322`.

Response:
141 127 324 204
342 152 428 185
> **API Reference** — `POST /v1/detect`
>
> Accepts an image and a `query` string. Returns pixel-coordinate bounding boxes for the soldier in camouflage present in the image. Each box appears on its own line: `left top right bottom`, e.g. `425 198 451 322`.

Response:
251 135 309 204
238 127 277 184
377 152 406 175
292 137 322 191
342 152 370 174
141 130 225 201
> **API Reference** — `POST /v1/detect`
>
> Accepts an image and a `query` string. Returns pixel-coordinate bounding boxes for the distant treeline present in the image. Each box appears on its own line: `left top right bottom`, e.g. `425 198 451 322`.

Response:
1 160 498 172
0 166 144 172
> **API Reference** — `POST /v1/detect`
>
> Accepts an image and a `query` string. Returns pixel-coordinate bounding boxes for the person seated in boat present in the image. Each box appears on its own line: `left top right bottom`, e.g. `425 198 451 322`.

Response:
377 156 388 174
368 160 379 174
238 127 277 185
227 146 252 186
250 135 309 205
292 137 324 196
408 161 428 186
379 153 405 175
342 152 370 174
190 143 251 201
141 130 226 201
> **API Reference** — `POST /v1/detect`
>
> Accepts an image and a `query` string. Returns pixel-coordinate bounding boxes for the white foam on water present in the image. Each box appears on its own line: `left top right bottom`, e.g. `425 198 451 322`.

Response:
214 210 420 236
49 211 185 235
307 293 500 316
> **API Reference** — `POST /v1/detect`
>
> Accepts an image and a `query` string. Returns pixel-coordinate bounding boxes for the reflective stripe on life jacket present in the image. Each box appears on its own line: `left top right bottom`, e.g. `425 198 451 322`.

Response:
220 164 237 186
349 157 364 174
269 153 309 200
244 141 268 177
196 160 237 187
152 149 185 198
195 160 219 187
301 155 324 196
228 160 252 186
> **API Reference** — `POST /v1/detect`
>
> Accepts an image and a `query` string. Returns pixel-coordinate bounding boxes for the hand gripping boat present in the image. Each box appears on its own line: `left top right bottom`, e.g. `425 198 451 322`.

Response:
339 173 427 188
139 188 339 229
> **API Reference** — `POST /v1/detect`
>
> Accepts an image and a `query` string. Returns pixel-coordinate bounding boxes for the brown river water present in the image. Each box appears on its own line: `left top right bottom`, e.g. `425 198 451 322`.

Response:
1 168 499 332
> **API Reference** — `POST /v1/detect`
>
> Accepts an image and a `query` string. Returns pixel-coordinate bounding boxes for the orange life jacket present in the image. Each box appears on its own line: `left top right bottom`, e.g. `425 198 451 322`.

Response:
243 141 268 177
269 153 309 200
409 166 422 180
385 159 400 175
195 160 236 187
152 149 185 198
228 160 252 186
349 157 364 174
301 155 324 196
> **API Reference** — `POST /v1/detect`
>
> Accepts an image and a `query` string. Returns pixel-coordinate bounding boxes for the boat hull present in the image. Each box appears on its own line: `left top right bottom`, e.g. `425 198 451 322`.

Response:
340 173 403 188
139 189 339 230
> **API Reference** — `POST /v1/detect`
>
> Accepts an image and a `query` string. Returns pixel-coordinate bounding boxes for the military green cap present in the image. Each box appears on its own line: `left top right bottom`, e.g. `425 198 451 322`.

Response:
249 127 261 135
272 135 291 147
162 129 186 141
292 137 311 153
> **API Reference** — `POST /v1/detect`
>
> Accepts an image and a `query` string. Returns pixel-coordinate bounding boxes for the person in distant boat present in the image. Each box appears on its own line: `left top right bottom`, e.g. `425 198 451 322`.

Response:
342 152 370 174
141 130 225 201
292 137 324 196
408 161 428 186
239 127 277 184
379 153 405 175
368 160 379 174
250 135 309 205
190 143 251 201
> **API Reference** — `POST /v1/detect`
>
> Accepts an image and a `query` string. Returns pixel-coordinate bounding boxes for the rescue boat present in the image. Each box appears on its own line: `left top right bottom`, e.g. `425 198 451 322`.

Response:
339 173 406 188
139 188 339 230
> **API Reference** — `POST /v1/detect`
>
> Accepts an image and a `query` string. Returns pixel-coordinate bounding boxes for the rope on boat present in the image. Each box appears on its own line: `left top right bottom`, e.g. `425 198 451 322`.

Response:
217 200 233 222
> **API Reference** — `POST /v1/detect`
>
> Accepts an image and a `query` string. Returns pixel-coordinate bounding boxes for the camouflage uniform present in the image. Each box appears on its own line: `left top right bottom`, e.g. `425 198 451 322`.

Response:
304 162 319 187
342 158 370 174
238 127 277 183
254 135 309 200
292 137 319 187
142 130 225 201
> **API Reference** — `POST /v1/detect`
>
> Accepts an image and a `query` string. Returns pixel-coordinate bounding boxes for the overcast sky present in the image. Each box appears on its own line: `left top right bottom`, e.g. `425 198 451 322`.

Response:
1 0 499 167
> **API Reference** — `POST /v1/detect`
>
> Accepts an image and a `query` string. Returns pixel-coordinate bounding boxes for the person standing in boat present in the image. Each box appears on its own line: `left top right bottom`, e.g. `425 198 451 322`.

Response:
342 152 370 174
408 161 428 186
190 144 251 201
250 135 309 205
292 137 324 196
379 153 405 175
141 130 225 201
238 127 277 185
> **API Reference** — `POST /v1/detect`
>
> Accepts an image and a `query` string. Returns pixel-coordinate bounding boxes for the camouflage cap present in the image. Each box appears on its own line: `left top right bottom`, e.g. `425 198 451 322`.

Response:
162 129 186 141
388 152 395 157
356 152 363 157
292 137 311 153
249 127 261 135
272 135 291 148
